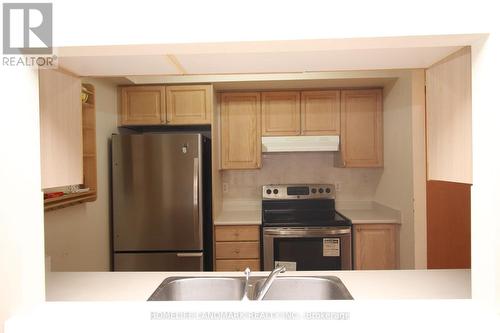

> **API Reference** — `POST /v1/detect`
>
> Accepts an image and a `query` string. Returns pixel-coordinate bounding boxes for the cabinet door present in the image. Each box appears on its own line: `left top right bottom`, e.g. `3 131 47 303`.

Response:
39 69 83 189
300 90 340 135
166 85 213 125
120 86 165 125
354 224 399 270
220 93 261 169
261 91 300 136
340 89 383 167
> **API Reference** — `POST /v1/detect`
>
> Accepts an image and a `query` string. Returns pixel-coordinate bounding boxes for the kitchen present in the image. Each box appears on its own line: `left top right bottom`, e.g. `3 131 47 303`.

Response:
41 55 465 283
2 1 499 330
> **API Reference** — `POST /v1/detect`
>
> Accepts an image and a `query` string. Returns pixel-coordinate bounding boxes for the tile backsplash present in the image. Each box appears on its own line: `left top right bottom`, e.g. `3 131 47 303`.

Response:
222 152 383 201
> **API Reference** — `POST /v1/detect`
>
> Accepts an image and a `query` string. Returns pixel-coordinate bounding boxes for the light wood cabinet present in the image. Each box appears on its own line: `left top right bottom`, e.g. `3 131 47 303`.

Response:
301 90 341 135
120 84 213 126
215 225 260 271
120 86 166 125
166 85 212 125
215 259 260 272
39 69 83 189
220 92 261 169
426 47 471 184
215 242 260 259
215 225 260 241
339 89 383 167
261 91 301 136
354 224 399 270
43 83 98 211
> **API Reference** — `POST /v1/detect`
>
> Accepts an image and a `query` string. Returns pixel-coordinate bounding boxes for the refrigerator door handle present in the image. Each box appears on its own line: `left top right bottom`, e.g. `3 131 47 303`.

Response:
176 252 203 257
193 157 199 222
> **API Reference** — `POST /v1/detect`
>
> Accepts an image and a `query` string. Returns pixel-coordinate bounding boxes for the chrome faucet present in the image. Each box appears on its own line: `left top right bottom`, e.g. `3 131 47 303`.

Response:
255 265 286 301
241 267 251 301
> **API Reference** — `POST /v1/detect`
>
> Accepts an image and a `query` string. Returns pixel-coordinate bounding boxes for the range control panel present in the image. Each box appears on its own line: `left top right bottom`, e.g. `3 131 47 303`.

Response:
262 184 335 200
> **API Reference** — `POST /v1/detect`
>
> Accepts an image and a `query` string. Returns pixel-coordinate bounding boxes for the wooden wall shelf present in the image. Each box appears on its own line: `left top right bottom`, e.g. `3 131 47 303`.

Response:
44 191 97 211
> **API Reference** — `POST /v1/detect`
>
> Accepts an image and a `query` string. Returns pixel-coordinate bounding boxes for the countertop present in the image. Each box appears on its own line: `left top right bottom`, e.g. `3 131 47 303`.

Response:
214 200 400 225
337 201 401 224
46 269 470 301
9 270 494 333
214 200 261 225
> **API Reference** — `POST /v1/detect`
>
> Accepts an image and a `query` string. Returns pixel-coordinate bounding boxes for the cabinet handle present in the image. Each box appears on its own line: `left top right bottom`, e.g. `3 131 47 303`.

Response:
177 252 203 257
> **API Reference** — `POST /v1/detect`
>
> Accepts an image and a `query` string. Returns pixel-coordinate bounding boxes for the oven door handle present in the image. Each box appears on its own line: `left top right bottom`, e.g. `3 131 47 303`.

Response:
263 227 351 237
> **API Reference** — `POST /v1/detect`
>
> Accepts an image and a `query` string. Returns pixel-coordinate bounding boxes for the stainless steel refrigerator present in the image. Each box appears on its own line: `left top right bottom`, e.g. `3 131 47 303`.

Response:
111 133 212 271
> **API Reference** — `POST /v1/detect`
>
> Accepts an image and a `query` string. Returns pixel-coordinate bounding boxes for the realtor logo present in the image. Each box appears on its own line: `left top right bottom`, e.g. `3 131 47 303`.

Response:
3 3 52 55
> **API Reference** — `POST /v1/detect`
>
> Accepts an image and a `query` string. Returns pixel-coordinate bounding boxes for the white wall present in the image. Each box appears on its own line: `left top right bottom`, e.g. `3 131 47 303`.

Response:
374 72 416 269
410 70 427 269
470 34 500 308
0 68 45 333
43 78 118 271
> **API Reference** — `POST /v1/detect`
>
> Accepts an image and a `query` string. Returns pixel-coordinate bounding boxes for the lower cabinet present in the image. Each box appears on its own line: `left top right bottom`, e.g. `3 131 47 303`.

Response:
214 225 260 271
353 224 399 270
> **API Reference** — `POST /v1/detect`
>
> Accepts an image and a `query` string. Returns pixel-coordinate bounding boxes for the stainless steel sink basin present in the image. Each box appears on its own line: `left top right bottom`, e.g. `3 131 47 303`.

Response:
148 277 245 301
148 275 353 301
252 276 353 300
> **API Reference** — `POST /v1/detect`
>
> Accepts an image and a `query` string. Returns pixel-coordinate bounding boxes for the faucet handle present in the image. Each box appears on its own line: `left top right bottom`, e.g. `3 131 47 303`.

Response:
241 267 251 301
274 265 286 273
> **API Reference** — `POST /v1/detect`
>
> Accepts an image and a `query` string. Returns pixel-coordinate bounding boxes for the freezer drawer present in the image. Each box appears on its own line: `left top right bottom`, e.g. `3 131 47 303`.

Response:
114 252 203 271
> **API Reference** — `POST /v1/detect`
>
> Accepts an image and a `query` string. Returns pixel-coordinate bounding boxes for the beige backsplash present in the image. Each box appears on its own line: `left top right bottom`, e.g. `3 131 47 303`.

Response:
222 152 383 201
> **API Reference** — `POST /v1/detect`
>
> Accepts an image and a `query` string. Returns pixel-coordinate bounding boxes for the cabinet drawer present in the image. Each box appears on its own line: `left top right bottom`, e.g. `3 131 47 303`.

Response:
215 225 260 242
216 259 260 272
215 241 260 259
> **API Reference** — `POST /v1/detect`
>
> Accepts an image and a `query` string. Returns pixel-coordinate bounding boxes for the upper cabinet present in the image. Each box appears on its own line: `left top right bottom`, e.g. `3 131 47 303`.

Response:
220 92 261 169
120 85 166 125
301 90 341 135
220 88 383 169
339 89 383 167
39 69 83 189
426 47 471 184
119 84 213 126
166 85 212 125
261 91 301 136
260 90 340 136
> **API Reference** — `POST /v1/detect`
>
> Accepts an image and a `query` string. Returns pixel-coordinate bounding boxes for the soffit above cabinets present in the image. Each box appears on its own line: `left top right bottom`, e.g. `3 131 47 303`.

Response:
172 47 462 75
57 55 180 76
55 34 484 78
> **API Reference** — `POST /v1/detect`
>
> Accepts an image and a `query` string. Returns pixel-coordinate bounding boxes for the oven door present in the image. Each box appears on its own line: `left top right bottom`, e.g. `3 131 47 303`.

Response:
263 227 352 271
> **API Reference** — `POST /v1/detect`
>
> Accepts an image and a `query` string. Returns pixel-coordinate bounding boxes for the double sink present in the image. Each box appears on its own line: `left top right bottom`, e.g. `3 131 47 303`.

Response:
148 275 353 301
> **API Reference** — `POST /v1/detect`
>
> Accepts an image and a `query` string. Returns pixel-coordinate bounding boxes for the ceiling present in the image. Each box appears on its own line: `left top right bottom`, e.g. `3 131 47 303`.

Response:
55 34 483 80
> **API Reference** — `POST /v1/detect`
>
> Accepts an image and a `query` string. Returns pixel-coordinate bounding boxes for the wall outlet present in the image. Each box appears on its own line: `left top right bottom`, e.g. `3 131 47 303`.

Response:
222 182 229 193
334 182 342 192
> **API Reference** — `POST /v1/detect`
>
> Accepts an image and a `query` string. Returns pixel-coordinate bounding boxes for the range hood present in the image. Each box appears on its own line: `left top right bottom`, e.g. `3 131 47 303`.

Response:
262 135 340 153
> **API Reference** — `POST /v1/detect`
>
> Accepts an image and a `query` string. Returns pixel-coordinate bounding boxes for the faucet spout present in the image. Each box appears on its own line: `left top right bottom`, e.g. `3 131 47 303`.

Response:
255 266 286 301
